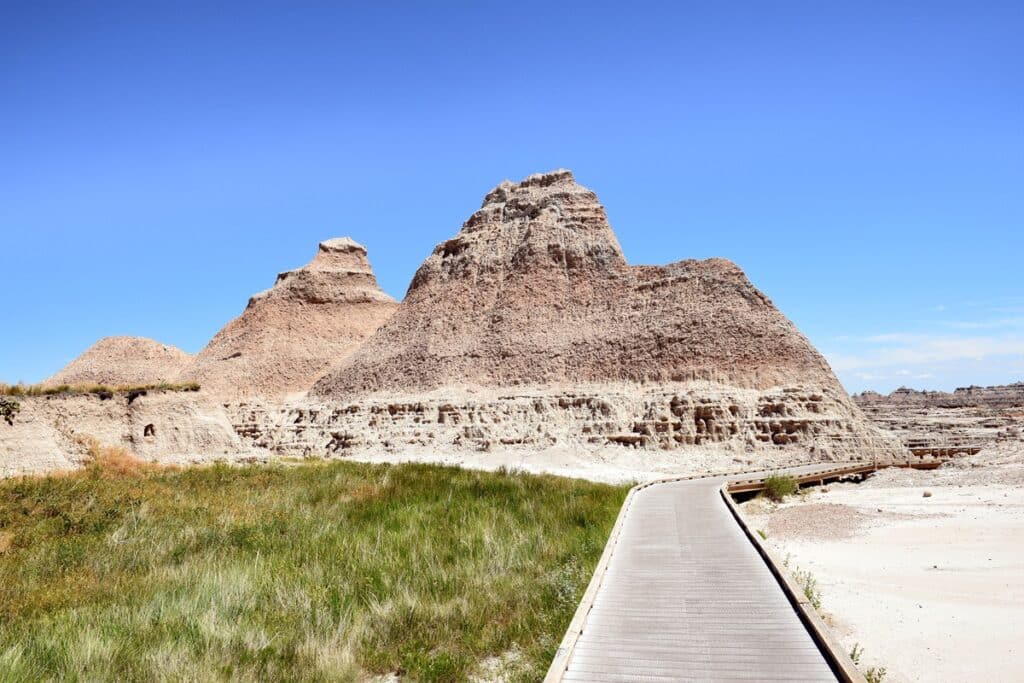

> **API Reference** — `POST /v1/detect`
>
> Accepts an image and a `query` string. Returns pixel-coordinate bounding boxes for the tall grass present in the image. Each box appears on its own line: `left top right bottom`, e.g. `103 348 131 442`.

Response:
0 382 200 397
0 458 626 681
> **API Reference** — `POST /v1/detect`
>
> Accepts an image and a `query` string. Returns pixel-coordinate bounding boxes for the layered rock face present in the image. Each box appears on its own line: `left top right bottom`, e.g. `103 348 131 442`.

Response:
300 170 897 462
855 384 1024 452
45 336 192 387
856 384 1024 410
179 238 398 397
313 170 842 395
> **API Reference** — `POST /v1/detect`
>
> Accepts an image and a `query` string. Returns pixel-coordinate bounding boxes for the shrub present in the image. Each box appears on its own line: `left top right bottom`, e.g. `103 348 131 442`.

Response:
0 397 19 425
762 473 798 502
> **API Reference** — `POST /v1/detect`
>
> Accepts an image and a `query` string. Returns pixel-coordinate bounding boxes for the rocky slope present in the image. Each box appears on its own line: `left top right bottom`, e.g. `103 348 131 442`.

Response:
313 170 842 395
45 336 192 387
179 238 398 397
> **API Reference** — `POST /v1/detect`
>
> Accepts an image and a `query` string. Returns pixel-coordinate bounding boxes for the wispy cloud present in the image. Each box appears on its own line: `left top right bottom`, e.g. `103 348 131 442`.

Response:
828 335 1024 372
826 305 1024 391
938 317 1024 330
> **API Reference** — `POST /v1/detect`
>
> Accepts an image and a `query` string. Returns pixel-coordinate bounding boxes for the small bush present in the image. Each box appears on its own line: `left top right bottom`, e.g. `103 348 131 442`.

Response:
0 397 19 425
762 474 798 502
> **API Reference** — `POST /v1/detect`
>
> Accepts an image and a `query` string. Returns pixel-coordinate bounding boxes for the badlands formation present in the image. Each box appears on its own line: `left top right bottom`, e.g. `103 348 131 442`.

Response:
2 170 901 477
44 336 191 387
179 237 398 396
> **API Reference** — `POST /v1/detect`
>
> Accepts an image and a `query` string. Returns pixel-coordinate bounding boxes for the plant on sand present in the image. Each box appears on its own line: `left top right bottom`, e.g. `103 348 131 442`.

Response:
762 473 799 502
792 567 822 611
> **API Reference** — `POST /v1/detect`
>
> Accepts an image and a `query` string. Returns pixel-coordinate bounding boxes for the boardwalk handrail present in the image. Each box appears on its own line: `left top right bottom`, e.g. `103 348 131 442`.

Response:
544 462 876 683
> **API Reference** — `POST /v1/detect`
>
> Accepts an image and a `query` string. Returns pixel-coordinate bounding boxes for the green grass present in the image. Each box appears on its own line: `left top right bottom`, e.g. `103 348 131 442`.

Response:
761 473 799 502
0 382 201 398
0 458 626 682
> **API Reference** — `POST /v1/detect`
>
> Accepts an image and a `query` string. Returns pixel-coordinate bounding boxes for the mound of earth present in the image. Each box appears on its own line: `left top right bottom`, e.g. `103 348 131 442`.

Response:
313 170 844 396
45 336 191 387
179 238 398 397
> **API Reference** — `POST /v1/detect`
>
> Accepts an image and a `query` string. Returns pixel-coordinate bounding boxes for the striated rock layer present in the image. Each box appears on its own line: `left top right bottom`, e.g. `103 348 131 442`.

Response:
234 383 892 461
45 336 192 387
855 383 1024 453
313 170 843 395
302 169 898 461
179 238 398 397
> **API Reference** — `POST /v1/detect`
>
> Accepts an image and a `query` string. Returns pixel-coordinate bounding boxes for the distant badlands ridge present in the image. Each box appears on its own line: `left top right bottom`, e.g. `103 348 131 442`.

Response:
6 170 904 475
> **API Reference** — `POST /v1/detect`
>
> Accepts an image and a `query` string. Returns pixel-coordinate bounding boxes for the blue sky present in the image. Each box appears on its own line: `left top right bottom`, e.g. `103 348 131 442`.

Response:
2 1 1021 393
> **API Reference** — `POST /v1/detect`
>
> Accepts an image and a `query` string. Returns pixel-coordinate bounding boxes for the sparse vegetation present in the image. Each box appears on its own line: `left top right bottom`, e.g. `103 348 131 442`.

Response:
0 458 626 681
792 567 822 611
0 397 19 425
851 643 888 682
866 665 888 682
756 528 768 540
0 381 200 398
762 473 799 502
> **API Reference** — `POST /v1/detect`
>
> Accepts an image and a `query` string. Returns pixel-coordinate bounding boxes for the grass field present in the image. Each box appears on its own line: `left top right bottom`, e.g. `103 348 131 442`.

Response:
0 455 627 682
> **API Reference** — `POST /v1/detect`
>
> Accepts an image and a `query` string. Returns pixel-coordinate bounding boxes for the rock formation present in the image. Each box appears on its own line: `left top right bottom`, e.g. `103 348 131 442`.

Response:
179 238 398 397
855 383 1024 454
4 172 906 477
301 170 897 462
45 336 192 387
313 170 842 395
855 383 1024 410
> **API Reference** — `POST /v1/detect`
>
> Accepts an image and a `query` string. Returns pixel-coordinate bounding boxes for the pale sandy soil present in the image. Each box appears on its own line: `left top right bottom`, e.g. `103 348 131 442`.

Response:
344 445 809 484
742 463 1024 683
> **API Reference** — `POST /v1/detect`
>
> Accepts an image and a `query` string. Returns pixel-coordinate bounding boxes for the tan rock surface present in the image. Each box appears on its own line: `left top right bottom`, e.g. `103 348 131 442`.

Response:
313 170 844 395
45 336 192 387
0 392 256 477
179 237 398 397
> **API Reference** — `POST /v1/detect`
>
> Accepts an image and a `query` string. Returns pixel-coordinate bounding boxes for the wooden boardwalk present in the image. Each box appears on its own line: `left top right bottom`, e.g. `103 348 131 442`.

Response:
550 464 868 682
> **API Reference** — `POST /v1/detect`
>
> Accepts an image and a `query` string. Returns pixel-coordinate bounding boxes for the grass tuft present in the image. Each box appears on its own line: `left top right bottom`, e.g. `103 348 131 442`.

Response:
0 459 626 681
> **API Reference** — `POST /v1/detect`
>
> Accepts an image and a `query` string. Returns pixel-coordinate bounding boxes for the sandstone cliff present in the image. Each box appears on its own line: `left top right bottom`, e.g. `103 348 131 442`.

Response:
179 238 398 397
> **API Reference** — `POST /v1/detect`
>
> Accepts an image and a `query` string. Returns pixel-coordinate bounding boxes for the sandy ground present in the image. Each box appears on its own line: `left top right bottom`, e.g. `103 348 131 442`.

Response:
343 445 814 484
742 464 1024 683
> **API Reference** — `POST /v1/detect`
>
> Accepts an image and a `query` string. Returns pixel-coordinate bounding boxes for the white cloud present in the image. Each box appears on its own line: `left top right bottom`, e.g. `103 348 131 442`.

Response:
827 335 1024 372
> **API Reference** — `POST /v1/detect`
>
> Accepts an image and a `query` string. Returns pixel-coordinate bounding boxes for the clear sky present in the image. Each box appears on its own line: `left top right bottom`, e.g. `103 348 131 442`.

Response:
2 1 1021 393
